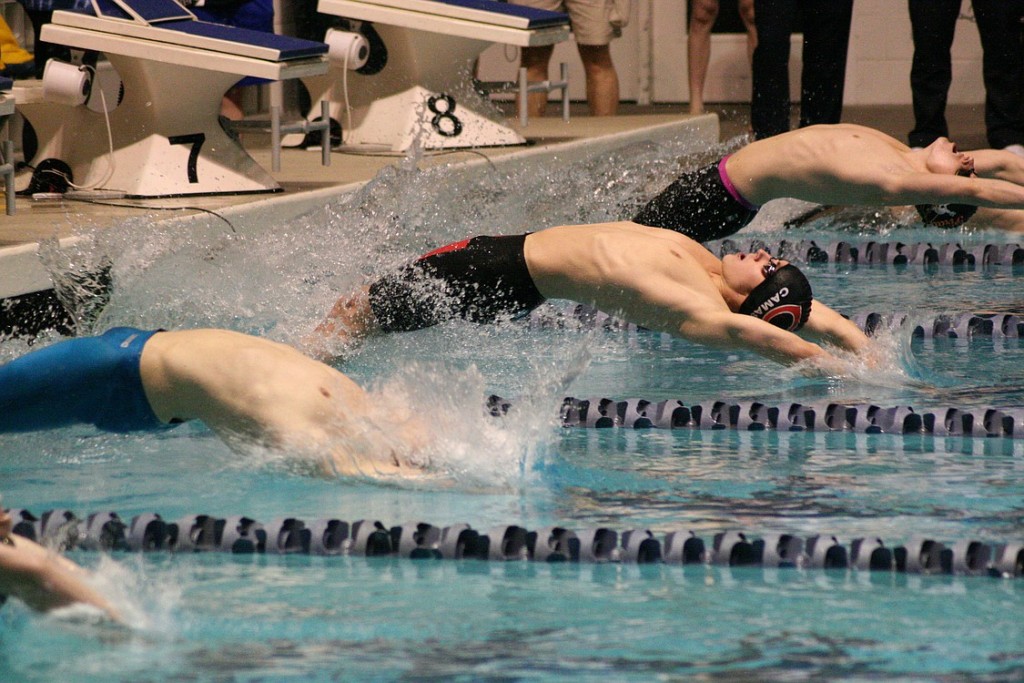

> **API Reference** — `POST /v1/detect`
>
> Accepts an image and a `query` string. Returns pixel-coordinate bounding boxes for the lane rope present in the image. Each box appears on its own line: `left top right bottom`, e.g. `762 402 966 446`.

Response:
549 396 1024 439
6 508 1021 577
710 238 1024 268
528 307 1024 341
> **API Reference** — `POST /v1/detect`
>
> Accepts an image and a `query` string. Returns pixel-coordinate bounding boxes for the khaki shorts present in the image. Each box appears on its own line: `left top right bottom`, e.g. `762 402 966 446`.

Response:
510 0 628 45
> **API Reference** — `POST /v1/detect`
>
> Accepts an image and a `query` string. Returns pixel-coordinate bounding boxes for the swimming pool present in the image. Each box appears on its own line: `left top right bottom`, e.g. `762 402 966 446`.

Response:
1 131 1022 681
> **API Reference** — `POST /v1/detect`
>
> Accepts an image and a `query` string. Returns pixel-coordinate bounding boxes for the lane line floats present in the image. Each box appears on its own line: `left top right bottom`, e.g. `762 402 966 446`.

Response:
6 508 1021 577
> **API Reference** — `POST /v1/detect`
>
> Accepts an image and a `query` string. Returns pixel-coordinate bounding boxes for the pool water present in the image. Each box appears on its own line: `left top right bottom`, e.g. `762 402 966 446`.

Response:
1 133 1023 681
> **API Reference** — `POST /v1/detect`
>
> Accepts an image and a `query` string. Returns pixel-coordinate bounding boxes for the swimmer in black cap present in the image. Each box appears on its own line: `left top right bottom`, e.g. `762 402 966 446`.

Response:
314 222 869 370
633 123 1024 238
738 260 813 332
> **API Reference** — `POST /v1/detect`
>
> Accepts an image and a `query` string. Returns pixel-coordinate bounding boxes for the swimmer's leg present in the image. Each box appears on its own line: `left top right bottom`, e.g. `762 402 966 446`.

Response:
306 285 378 361
315 235 543 353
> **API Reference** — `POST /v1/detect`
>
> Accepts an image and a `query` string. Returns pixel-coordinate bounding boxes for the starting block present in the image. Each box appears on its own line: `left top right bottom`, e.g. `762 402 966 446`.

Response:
36 0 328 197
305 0 571 152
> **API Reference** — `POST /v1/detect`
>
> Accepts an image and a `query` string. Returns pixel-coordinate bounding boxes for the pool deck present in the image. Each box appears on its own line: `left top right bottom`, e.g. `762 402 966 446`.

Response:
0 108 719 304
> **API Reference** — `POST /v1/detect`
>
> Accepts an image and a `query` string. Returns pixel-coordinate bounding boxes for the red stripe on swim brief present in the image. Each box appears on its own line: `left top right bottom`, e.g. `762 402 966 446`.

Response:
418 238 471 260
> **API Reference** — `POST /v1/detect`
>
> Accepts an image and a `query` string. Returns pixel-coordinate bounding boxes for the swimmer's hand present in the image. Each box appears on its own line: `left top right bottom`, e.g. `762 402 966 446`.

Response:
796 349 871 378
796 354 850 378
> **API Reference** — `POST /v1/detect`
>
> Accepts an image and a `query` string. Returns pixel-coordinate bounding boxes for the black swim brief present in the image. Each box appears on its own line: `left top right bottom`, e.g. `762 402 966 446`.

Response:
368 234 546 333
633 156 760 242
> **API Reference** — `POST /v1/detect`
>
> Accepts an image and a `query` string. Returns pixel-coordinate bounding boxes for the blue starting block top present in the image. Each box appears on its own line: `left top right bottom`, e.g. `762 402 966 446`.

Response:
160 21 327 60
85 0 328 61
110 0 191 22
0 77 13 91
434 0 569 29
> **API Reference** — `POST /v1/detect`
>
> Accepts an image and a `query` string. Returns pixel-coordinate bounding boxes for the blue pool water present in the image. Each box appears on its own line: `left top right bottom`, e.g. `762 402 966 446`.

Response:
1 133 1023 681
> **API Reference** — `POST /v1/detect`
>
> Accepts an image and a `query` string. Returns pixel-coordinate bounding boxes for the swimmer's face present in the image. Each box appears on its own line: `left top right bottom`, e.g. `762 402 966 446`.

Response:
924 137 975 176
722 250 786 294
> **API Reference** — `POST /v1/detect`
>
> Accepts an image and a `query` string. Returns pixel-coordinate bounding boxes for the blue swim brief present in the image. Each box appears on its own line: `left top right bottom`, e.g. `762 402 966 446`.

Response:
0 327 172 433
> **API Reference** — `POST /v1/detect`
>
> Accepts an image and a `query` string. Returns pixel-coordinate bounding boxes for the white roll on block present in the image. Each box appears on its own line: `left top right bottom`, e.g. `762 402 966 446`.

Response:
324 29 369 70
42 59 92 106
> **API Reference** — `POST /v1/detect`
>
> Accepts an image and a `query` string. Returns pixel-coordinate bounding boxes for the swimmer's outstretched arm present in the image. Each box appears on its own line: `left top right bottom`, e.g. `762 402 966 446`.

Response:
0 508 119 619
677 309 833 367
889 170 1024 209
972 149 1024 185
799 301 871 354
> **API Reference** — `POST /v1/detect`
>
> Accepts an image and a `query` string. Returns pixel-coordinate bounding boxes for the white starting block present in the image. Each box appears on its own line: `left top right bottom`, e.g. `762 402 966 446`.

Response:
35 0 328 197
306 0 571 152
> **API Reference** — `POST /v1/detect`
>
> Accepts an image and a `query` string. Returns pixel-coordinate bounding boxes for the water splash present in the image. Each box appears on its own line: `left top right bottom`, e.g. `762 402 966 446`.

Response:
57 132 733 338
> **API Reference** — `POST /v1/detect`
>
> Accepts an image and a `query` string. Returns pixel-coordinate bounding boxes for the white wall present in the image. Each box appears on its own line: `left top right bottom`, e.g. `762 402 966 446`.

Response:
477 0 985 106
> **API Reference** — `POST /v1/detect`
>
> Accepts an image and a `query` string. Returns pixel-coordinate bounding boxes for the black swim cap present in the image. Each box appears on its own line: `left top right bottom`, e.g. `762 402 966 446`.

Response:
915 168 979 227
915 202 978 227
738 264 813 332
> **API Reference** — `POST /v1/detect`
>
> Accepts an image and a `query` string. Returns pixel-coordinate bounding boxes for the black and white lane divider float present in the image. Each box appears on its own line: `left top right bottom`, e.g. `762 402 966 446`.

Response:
6 508 1022 577
528 305 1024 341
548 396 1024 439
711 238 1024 268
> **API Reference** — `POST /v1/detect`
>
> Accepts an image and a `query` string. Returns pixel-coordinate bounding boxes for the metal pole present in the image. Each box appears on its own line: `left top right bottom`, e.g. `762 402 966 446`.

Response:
320 100 331 166
561 62 570 122
271 104 282 172
518 66 529 127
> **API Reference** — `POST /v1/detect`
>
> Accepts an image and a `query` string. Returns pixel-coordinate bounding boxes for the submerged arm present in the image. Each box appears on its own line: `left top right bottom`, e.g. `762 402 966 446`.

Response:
971 207 1024 233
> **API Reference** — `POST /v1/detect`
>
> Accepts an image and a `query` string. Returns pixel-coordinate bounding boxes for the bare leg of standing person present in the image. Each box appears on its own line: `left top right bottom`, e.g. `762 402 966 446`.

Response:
519 44 556 118
688 0 720 115
578 43 619 116
739 0 757 63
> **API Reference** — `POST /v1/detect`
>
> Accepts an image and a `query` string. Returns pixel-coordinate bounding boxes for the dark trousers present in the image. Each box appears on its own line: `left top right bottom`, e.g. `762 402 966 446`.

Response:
909 0 1024 148
751 0 854 139
907 0 960 147
973 0 1024 149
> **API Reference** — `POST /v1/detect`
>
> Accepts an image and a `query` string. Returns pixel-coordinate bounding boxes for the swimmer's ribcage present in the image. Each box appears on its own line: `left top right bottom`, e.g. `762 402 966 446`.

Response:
8 507 1023 576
